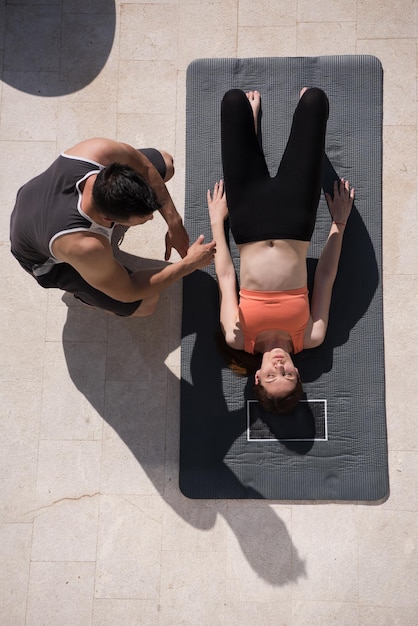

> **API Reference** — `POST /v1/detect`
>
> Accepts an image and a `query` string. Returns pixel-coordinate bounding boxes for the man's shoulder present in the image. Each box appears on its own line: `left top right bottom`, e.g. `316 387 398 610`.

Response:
53 231 111 264
64 138 128 165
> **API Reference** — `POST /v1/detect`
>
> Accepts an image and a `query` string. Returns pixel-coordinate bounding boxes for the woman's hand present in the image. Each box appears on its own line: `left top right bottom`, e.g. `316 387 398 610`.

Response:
325 178 355 227
207 180 229 226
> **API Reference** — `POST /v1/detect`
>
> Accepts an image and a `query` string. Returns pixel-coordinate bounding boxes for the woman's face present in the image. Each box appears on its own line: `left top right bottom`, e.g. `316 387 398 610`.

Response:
255 348 299 398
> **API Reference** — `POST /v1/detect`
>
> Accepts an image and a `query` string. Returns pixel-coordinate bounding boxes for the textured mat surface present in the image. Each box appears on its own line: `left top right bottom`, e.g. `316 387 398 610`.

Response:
180 55 388 500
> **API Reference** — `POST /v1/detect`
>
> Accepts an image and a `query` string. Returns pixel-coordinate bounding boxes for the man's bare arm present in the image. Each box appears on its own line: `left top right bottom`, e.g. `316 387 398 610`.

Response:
53 232 215 303
64 138 189 258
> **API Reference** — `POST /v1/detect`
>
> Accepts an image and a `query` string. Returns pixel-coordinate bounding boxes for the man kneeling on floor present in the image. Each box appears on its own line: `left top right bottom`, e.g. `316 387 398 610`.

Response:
10 138 216 316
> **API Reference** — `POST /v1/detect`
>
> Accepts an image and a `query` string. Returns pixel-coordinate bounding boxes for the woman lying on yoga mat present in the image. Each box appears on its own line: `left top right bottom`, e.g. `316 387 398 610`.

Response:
207 87 354 414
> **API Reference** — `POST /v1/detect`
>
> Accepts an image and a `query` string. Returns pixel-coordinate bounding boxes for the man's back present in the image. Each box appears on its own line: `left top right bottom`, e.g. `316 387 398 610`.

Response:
10 155 105 273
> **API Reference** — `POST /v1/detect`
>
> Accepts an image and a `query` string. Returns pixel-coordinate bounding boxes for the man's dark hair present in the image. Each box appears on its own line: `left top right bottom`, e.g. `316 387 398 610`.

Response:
92 162 161 221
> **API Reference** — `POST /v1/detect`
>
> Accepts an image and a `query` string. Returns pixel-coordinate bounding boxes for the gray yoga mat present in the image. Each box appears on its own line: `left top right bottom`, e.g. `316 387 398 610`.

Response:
180 55 388 501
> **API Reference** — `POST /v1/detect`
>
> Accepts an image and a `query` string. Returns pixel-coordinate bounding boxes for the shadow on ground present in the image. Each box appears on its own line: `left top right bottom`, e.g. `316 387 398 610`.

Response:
2 0 115 96
60 240 306 587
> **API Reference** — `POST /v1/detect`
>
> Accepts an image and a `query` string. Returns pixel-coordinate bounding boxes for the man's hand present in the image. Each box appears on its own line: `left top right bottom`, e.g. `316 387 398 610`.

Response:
184 234 216 270
207 180 229 226
165 219 190 260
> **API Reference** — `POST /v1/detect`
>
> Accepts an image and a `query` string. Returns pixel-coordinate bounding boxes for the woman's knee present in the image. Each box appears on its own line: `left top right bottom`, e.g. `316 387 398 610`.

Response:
222 88 246 109
301 87 329 115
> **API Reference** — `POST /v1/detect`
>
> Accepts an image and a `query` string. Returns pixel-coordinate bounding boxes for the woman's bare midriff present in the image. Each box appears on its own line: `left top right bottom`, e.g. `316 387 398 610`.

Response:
238 239 309 291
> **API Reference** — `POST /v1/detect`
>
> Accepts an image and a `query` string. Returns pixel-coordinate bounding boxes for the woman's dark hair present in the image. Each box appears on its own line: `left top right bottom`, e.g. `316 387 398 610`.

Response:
216 331 262 376
216 331 303 415
92 162 161 221
254 377 303 415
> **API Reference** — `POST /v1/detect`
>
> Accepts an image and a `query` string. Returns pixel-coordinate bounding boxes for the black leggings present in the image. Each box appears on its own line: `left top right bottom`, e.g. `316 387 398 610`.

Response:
221 88 329 244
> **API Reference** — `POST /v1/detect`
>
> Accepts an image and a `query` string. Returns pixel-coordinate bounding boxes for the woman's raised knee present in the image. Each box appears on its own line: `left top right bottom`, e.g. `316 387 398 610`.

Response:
301 87 329 111
222 88 246 107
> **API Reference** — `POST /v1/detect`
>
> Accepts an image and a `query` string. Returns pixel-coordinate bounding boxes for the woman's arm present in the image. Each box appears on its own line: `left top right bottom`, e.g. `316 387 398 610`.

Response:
305 178 354 348
207 181 242 346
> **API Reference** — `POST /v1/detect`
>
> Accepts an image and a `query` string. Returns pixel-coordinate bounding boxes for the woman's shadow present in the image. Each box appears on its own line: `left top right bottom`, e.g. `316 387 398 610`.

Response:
298 155 380 382
60 234 306 587
179 155 380 497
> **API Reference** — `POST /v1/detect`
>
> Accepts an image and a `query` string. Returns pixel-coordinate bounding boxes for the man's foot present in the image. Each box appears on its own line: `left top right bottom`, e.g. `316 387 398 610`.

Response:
131 294 159 318
246 90 261 133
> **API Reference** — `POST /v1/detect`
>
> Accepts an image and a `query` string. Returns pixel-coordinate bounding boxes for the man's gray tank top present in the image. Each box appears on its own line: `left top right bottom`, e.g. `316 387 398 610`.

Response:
10 153 114 276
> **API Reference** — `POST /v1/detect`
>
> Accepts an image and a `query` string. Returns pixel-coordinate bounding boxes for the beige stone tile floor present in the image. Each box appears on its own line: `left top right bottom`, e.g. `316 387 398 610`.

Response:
0 0 417 624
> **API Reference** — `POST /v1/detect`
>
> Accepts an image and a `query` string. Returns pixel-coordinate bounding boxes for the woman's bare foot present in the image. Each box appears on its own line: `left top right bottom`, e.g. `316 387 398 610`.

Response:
246 90 261 133
300 87 309 99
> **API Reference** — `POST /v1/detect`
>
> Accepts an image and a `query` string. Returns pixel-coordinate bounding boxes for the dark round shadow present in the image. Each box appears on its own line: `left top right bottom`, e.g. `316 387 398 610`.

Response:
2 1 116 96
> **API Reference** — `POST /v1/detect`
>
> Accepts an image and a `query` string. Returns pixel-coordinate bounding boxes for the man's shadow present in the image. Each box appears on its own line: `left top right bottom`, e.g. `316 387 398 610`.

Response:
2 0 116 96
60 239 306 587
